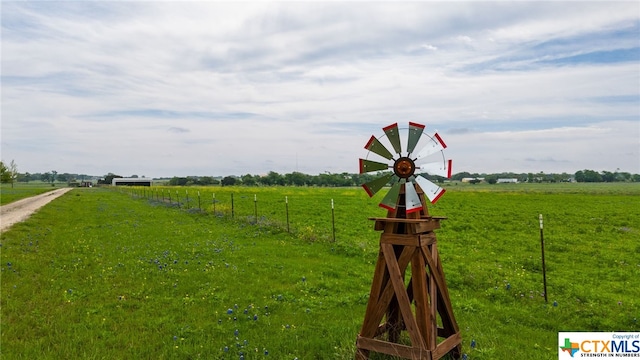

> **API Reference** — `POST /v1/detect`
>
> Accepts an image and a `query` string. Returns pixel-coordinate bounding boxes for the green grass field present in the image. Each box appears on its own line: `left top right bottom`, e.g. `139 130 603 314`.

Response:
0 182 57 205
1 183 638 359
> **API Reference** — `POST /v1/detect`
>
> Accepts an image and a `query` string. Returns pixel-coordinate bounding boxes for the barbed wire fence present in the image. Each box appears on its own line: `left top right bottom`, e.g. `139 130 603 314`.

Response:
117 186 343 243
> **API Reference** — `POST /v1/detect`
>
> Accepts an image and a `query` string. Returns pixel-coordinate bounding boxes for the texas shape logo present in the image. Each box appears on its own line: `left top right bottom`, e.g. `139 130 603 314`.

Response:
560 338 580 357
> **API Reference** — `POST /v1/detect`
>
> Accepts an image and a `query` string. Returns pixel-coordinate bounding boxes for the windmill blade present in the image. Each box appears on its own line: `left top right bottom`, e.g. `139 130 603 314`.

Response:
359 158 389 174
414 175 446 204
414 132 447 160
383 123 402 155
418 159 452 178
405 182 423 214
407 122 425 156
364 135 394 160
379 181 402 211
362 173 393 197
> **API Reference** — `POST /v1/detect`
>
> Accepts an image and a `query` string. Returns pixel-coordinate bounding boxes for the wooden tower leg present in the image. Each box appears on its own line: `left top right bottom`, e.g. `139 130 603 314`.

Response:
356 217 461 360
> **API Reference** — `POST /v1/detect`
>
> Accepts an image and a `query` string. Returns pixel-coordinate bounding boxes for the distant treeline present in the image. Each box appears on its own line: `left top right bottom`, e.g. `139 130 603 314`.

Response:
6 169 639 187
163 169 639 187
13 171 94 183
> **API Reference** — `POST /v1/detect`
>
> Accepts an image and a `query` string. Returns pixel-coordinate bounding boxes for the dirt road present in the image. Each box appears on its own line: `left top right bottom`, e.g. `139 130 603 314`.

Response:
0 187 73 232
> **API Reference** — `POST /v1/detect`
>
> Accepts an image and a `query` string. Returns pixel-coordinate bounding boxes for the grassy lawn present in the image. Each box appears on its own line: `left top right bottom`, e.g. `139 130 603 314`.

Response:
1 183 638 359
0 182 59 206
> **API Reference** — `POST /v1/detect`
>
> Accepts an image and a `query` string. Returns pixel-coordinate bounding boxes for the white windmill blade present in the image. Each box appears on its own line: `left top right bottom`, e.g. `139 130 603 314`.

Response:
414 132 447 160
414 175 446 204
418 159 452 178
404 182 423 214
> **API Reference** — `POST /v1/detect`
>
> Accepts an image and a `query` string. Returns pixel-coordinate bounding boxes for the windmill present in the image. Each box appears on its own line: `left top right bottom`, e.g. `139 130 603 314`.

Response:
356 123 461 360
359 122 452 214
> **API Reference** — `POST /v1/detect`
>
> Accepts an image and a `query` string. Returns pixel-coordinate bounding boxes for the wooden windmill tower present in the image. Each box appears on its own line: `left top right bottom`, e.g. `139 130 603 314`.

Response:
356 123 461 360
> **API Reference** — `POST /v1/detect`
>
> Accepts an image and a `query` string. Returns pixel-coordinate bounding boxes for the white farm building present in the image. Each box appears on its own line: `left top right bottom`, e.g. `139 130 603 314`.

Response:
496 178 518 184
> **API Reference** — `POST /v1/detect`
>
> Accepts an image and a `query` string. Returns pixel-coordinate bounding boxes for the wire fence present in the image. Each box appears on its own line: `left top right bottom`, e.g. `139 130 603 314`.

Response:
114 186 362 243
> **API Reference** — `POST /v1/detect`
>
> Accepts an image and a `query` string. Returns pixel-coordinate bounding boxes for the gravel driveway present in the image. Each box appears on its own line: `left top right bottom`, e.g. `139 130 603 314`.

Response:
0 187 73 232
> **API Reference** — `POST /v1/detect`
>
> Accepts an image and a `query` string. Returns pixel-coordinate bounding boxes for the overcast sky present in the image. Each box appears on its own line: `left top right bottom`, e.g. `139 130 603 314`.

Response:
2 1 639 178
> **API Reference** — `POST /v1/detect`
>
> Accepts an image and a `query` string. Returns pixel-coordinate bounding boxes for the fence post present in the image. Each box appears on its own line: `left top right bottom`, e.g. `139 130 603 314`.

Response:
231 193 234 218
285 196 290 233
213 193 216 214
331 199 336 242
176 190 180 208
185 190 190 209
539 214 548 302
254 194 258 222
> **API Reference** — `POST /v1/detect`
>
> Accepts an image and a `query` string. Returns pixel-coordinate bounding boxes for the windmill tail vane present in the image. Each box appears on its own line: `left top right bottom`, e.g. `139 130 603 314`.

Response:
359 122 452 213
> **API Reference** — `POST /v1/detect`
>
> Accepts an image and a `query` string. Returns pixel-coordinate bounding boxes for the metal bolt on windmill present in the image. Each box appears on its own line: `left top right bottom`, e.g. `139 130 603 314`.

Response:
356 122 461 360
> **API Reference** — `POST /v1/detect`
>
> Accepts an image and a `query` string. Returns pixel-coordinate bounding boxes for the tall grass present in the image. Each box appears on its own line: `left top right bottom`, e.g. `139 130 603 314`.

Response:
1 183 639 359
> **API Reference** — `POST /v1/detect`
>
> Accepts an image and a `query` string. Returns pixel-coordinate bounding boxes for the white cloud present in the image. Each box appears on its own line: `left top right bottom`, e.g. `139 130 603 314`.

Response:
447 121 639 174
2 2 639 177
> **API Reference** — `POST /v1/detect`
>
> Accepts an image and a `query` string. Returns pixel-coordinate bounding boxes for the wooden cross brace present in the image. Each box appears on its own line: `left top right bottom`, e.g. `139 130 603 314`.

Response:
356 232 461 360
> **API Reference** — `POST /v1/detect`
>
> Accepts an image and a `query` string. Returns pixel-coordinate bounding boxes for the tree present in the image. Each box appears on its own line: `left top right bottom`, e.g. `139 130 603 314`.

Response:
241 174 257 186
0 160 19 187
7 160 18 187
485 175 497 184
451 172 472 181
168 177 188 186
582 170 602 182
221 176 237 186
98 173 122 185
618 172 631 181
601 171 616 182
199 176 218 185
285 172 309 186
262 171 284 186
0 161 9 184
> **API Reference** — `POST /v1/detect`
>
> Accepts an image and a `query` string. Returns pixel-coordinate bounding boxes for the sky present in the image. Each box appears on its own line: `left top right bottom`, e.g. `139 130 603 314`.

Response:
1 1 639 178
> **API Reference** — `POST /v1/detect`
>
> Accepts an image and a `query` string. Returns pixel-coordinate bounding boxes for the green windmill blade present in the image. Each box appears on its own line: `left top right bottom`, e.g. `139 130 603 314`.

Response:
359 159 389 174
362 173 393 197
364 135 394 160
379 180 402 211
383 123 402 155
407 122 425 156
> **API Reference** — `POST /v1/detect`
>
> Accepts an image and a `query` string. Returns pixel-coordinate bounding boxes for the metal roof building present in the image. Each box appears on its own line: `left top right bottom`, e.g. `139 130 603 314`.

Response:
112 178 153 186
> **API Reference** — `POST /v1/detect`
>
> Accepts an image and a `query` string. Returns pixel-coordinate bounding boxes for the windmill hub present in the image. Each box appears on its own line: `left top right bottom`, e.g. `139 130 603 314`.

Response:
393 157 415 178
